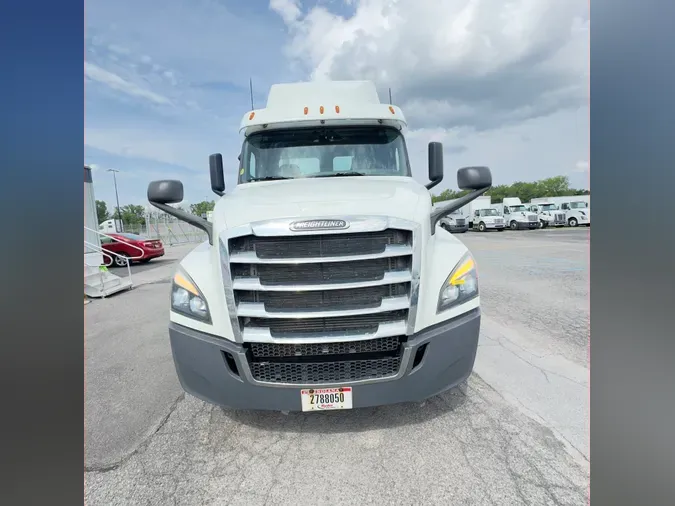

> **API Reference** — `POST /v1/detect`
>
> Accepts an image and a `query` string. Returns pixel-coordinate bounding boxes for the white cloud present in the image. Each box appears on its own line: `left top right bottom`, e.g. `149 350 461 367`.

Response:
272 0 589 131
84 62 172 105
270 0 302 25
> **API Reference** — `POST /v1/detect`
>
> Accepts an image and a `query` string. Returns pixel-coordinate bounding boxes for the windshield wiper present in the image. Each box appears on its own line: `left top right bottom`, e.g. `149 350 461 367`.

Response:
248 176 292 182
311 172 366 178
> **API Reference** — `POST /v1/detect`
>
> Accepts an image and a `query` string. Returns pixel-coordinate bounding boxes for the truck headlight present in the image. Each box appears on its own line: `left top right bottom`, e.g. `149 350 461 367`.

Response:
437 252 479 313
171 269 211 323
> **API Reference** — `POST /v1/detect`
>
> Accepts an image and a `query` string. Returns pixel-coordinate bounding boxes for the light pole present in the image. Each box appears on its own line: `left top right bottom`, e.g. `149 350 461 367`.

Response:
107 169 122 232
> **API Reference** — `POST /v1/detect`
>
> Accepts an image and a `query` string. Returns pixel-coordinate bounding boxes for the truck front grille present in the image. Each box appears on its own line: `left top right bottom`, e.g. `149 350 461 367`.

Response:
249 336 401 359
245 310 408 337
230 230 409 259
249 356 402 384
455 218 465 226
226 226 415 385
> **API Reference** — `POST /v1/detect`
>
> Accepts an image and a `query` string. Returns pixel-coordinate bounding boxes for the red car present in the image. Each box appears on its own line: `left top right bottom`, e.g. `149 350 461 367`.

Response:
100 233 165 267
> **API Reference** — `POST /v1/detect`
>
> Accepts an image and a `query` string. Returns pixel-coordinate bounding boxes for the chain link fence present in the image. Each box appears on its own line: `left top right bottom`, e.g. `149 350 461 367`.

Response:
113 209 209 246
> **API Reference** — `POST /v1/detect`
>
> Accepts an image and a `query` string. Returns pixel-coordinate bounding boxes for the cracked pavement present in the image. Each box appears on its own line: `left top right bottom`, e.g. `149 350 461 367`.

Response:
85 229 589 505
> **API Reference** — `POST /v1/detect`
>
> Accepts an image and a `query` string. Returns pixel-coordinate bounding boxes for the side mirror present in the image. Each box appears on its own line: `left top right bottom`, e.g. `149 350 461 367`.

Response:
147 180 184 204
209 153 225 196
426 142 444 190
457 166 492 190
147 179 214 244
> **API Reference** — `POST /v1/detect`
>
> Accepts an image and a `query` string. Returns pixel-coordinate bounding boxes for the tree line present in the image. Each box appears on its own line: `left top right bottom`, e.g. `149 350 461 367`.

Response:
431 175 589 204
96 200 217 225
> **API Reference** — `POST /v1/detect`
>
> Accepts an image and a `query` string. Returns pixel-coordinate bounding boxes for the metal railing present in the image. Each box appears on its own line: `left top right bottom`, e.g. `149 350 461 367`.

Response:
84 227 147 297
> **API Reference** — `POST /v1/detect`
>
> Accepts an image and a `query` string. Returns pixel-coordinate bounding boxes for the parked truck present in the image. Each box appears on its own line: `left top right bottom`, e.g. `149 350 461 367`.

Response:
470 207 506 232
559 200 590 227
527 201 566 228
435 204 468 233
147 80 492 412
493 197 539 230
530 196 590 227
462 195 491 228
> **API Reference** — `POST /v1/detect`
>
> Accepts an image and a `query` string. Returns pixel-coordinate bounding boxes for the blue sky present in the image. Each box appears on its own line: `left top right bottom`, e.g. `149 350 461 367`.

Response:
85 0 589 210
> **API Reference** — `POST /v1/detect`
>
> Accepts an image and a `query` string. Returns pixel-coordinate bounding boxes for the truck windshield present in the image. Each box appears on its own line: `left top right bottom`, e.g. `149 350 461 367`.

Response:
239 126 412 182
539 204 557 211
479 209 499 216
510 205 527 211
569 202 587 209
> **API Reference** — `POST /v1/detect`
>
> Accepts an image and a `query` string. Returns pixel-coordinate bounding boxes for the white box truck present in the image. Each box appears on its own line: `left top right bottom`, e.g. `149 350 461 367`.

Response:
462 195 491 228
470 207 506 232
495 197 539 230
146 80 493 412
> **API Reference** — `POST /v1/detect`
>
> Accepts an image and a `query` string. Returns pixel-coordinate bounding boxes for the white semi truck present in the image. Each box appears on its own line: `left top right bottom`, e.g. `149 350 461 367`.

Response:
435 205 468 233
527 202 566 228
147 81 492 412
530 196 590 227
493 197 539 230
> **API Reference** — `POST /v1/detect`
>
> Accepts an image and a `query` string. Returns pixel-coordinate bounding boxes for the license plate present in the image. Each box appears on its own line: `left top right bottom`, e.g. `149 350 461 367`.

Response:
301 387 353 412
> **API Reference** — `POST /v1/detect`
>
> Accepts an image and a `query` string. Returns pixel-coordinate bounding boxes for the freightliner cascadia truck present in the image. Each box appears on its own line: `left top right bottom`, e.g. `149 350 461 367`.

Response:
147 81 492 412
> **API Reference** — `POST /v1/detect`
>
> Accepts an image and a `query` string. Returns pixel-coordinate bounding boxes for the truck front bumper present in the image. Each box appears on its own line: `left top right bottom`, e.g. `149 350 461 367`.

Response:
512 221 539 230
168 309 481 411
448 224 469 233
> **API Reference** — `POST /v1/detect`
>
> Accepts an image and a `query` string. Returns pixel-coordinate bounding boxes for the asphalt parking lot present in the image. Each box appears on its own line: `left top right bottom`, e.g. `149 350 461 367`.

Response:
85 228 589 506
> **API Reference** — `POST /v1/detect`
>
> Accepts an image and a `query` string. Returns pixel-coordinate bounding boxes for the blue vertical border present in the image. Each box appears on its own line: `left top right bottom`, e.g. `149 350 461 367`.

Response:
0 1 84 504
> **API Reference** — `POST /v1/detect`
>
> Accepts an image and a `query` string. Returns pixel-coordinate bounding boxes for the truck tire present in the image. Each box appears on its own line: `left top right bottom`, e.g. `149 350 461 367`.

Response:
568 217 578 227
478 222 486 232
510 220 518 230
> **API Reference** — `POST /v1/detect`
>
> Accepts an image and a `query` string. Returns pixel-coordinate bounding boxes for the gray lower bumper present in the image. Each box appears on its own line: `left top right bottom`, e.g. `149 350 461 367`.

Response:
511 221 539 230
449 225 469 233
168 309 481 411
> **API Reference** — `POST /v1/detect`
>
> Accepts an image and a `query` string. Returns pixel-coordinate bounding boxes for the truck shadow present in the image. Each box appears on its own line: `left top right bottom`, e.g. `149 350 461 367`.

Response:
220 384 469 434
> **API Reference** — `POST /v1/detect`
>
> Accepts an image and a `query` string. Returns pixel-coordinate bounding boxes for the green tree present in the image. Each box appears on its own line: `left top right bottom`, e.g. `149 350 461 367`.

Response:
120 204 146 226
96 200 110 223
190 200 216 217
432 175 589 204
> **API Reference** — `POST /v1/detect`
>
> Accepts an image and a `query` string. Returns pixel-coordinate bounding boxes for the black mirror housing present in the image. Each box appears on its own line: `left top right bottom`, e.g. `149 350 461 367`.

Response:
426 142 444 190
457 166 492 190
209 153 225 196
147 180 184 204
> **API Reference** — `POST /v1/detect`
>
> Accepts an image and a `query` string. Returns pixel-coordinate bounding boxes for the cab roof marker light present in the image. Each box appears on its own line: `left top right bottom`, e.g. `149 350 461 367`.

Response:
248 112 255 120
303 107 309 115
335 105 340 113
320 106 325 114
389 106 395 114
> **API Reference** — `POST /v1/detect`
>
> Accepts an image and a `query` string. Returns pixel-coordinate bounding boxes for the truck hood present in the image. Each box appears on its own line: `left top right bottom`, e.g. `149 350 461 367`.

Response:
213 176 430 230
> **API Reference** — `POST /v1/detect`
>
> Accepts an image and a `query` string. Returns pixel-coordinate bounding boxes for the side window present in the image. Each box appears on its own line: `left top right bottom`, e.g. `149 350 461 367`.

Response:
561 203 569 210
474 210 479 217
504 207 510 214
250 152 257 178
